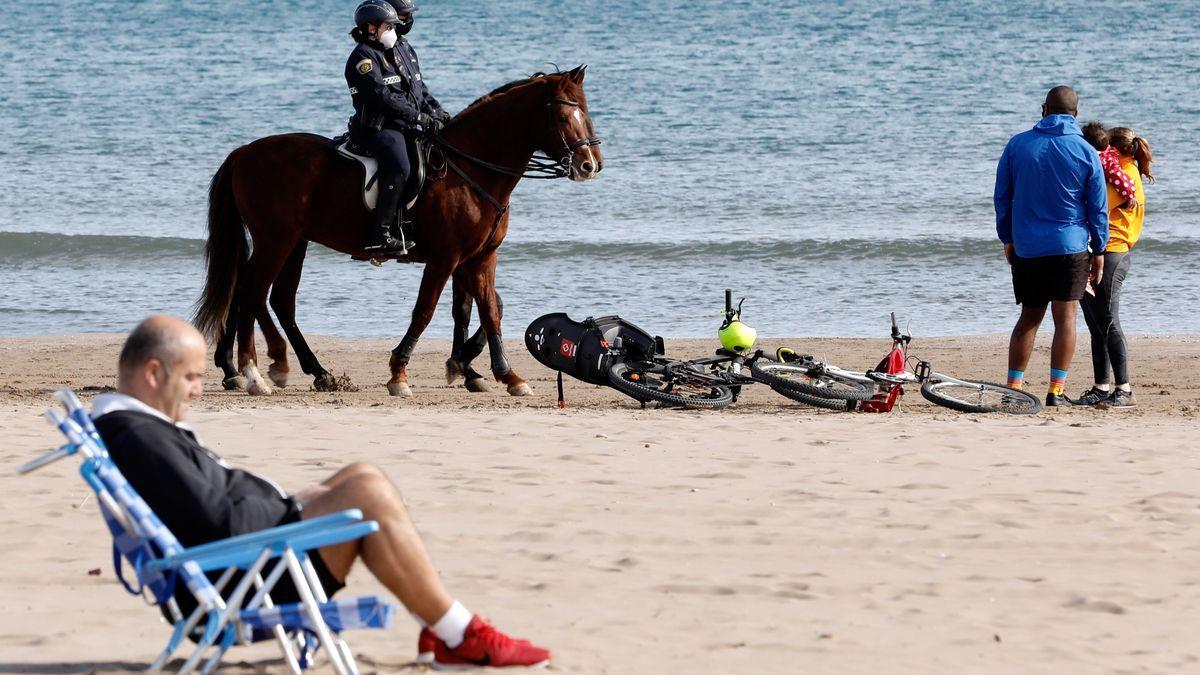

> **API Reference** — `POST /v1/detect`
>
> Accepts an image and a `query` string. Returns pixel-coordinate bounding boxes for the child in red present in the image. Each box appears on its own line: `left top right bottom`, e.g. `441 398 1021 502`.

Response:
1082 121 1138 208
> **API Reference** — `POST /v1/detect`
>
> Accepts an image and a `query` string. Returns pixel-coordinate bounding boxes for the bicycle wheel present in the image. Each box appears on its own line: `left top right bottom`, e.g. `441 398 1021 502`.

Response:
608 361 735 409
768 383 856 411
750 362 875 401
920 379 1041 414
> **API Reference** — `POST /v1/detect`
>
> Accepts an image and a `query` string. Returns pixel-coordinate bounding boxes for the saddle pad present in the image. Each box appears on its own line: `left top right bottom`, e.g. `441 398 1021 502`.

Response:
336 141 380 211
335 140 425 212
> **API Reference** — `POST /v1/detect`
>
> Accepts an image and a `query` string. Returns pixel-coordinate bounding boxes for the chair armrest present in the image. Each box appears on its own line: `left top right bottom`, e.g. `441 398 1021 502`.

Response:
173 521 380 573
161 509 361 561
145 510 371 572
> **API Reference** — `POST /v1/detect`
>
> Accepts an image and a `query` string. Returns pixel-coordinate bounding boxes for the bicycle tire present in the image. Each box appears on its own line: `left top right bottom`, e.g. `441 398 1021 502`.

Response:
768 383 856 411
920 379 1041 414
750 361 875 401
607 361 735 409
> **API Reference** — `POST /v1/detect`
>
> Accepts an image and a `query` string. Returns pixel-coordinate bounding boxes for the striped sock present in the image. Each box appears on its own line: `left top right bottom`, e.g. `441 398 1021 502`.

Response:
1049 368 1068 396
1007 369 1024 390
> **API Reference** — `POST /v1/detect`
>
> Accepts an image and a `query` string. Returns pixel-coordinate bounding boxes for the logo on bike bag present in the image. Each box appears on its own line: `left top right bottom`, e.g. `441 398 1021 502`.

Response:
559 338 577 358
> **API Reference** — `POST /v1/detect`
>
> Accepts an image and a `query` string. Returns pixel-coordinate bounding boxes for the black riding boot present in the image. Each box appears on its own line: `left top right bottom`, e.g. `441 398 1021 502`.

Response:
365 181 406 254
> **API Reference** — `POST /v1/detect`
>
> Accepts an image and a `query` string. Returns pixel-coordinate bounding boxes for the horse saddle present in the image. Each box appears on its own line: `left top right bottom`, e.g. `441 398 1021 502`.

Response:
335 136 428 212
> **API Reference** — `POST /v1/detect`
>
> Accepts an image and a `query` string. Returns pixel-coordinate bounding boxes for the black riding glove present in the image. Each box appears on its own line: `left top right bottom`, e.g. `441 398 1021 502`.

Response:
434 109 452 124
416 112 434 129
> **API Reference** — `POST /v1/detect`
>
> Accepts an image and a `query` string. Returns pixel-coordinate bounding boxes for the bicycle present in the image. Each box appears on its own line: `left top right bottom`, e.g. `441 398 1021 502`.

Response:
604 290 755 409
604 291 873 409
750 313 1043 414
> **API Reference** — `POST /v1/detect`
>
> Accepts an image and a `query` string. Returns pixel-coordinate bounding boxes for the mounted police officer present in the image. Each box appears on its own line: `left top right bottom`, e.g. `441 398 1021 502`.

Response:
346 0 451 254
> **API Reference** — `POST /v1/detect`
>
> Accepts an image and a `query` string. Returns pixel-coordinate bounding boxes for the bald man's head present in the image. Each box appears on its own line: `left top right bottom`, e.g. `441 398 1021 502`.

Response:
1043 86 1079 117
118 315 205 376
117 316 208 421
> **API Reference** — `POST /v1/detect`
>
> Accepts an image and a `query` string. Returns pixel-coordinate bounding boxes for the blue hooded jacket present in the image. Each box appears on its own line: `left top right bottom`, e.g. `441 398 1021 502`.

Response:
994 114 1108 258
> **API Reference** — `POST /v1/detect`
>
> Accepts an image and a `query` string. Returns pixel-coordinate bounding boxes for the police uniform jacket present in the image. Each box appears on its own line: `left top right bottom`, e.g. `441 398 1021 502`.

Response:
345 37 443 136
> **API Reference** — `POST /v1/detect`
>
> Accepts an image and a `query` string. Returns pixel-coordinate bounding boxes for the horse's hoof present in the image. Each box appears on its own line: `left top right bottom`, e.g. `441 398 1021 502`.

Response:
445 359 463 385
507 382 532 397
223 376 248 390
465 377 490 393
247 380 274 396
267 366 288 388
314 373 339 392
387 381 413 397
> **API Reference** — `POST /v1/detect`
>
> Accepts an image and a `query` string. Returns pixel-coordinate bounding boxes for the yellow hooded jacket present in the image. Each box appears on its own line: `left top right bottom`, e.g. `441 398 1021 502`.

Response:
1106 156 1145 253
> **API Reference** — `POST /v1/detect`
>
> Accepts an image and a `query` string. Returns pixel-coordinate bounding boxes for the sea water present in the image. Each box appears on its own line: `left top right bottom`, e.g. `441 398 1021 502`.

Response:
2 0 1197 339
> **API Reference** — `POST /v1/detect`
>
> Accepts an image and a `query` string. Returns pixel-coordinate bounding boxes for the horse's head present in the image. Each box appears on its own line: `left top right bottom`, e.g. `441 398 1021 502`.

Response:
540 65 602 182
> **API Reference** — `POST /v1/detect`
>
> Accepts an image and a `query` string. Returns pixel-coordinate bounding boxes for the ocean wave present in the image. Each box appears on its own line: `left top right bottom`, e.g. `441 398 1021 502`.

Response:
3 230 1198 266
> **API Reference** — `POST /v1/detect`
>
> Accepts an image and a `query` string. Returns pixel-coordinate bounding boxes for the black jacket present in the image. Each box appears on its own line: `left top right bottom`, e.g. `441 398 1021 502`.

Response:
345 37 443 135
94 410 297 548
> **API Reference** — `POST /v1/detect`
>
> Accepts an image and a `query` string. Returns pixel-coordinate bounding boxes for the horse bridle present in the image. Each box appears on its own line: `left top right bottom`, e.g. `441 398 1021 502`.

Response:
431 96 602 181
425 94 601 251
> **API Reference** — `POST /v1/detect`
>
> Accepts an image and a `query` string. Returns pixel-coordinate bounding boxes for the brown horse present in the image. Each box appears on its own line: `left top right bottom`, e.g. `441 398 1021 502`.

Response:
193 66 602 397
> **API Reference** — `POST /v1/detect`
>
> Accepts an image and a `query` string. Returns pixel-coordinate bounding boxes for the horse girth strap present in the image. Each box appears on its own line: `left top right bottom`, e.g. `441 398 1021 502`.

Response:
443 156 508 252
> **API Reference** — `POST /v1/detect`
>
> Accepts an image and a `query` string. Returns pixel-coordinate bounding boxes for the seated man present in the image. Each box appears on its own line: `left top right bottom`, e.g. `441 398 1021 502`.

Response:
91 315 549 669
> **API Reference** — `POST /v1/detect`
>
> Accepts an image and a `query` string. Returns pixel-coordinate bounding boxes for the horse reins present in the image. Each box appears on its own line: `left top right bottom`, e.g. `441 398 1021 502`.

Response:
428 97 602 251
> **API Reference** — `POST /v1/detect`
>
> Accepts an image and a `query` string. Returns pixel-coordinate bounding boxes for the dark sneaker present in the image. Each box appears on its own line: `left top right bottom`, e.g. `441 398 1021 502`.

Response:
1073 387 1111 406
432 616 550 669
1103 389 1136 409
418 627 437 664
1045 392 1075 408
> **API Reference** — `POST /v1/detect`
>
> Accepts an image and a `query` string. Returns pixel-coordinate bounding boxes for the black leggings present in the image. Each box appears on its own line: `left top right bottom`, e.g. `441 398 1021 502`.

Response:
1080 251 1132 385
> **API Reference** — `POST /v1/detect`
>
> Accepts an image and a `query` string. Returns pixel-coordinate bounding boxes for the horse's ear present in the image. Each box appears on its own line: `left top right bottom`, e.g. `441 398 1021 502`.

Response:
570 64 587 83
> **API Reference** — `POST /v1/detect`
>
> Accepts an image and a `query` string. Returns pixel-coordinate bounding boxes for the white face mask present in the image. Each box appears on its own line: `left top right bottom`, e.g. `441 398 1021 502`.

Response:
376 26 397 49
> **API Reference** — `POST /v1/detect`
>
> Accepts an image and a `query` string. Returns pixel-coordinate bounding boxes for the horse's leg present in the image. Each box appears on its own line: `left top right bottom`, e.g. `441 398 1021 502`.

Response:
270 240 338 392
460 291 502 365
387 261 455 397
462 252 529 396
445 270 490 393
258 304 290 389
215 295 245 390
236 241 296 396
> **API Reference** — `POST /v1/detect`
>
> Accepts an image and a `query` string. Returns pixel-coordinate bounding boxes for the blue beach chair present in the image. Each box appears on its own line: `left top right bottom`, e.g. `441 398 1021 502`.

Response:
19 390 398 675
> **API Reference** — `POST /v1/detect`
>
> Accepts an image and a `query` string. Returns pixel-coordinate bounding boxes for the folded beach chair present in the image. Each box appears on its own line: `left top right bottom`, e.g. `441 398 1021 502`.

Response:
19 390 398 675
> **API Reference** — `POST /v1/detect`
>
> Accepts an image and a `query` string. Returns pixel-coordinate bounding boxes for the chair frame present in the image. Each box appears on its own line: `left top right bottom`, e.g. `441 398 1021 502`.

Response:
20 390 396 675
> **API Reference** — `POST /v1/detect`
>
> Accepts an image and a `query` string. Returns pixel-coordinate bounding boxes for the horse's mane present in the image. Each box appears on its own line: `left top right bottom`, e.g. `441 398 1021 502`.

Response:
459 72 552 115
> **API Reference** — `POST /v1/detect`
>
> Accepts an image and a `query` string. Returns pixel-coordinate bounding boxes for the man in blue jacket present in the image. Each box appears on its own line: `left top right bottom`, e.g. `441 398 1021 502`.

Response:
995 85 1108 407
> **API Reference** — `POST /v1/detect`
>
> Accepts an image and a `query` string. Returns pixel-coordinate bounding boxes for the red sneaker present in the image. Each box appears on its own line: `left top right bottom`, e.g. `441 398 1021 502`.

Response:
432 615 550 669
418 627 438 664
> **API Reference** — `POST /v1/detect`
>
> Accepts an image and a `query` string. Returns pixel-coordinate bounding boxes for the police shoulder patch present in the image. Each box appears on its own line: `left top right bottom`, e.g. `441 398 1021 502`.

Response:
356 59 372 75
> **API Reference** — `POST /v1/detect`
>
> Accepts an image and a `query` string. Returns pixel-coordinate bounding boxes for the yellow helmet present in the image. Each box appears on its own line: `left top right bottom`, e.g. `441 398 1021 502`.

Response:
718 319 757 353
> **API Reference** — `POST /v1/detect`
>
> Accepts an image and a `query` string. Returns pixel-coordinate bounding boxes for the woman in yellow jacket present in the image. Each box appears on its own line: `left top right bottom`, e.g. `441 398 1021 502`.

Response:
1077 127 1154 409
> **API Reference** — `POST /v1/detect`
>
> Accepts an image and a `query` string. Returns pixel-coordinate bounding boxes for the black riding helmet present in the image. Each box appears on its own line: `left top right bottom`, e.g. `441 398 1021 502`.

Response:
385 0 418 35
354 0 400 31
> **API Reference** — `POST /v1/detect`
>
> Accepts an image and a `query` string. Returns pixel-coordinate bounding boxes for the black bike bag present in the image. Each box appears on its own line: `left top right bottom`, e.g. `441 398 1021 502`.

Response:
524 313 657 385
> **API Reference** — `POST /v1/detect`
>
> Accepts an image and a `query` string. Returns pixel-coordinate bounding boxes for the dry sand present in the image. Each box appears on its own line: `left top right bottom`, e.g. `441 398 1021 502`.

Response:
1 333 1198 673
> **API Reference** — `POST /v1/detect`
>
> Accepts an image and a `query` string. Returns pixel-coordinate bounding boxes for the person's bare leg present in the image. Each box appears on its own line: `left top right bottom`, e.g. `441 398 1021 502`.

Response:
1049 300 1077 373
300 467 453 624
1008 304 1047 375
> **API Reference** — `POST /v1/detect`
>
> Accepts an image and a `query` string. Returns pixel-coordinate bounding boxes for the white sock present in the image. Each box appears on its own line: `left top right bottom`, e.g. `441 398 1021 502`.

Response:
1094 383 1112 392
432 600 472 649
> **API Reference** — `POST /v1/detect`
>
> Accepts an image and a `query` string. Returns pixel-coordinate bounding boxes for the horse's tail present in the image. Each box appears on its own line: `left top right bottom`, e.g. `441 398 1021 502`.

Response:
193 150 248 341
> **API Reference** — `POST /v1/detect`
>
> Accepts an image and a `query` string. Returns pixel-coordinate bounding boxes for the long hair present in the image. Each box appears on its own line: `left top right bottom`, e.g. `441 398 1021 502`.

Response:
1108 127 1155 183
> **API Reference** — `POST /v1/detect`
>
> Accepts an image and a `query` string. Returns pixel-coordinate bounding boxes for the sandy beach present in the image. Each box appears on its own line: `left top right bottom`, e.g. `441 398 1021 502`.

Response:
1 333 1198 673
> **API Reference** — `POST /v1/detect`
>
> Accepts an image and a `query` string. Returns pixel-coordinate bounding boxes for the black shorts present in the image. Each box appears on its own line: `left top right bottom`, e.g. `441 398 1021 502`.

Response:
1011 252 1090 306
262 509 347 605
